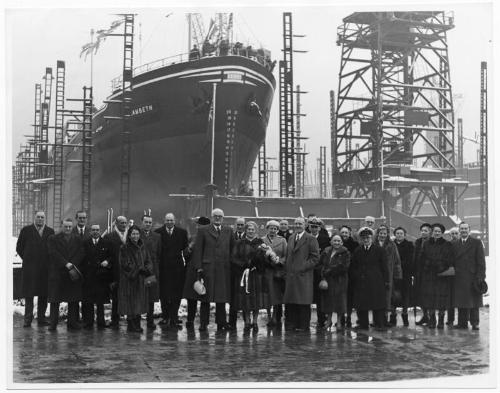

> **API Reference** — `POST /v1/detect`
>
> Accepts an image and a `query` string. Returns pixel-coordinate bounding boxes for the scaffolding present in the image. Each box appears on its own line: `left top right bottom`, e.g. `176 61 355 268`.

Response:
295 84 308 198
334 11 458 216
120 14 135 216
457 118 463 168
479 61 488 254
319 146 327 198
329 90 337 196
258 143 267 196
52 61 66 229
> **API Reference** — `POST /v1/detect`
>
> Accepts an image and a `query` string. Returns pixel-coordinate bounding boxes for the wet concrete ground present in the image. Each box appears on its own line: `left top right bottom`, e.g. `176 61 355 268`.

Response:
13 308 489 383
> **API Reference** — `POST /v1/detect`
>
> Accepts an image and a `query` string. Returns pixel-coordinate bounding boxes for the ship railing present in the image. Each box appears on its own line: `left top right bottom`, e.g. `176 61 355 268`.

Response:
110 50 273 93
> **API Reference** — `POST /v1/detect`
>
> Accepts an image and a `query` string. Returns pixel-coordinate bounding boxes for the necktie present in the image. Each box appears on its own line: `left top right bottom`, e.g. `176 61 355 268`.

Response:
80 228 84 237
295 234 299 243
216 226 221 235
168 229 172 236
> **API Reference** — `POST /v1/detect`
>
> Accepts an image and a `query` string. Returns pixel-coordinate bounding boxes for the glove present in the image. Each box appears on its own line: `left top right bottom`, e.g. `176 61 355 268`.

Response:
196 269 204 280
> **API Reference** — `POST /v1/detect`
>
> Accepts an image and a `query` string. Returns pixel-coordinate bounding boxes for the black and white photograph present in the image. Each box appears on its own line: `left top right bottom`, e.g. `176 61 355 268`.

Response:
2 0 498 389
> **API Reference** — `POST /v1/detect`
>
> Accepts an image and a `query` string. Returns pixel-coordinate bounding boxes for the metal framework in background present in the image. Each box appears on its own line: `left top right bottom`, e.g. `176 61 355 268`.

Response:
120 14 135 216
330 90 336 196
334 12 458 216
479 61 488 254
319 146 327 198
295 84 308 197
52 61 66 230
36 68 53 213
258 143 267 196
456 118 463 168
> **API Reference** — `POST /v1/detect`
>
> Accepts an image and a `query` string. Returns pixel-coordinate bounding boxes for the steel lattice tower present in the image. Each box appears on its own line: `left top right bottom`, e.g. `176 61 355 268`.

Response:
479 61 488 254
334 12 458 216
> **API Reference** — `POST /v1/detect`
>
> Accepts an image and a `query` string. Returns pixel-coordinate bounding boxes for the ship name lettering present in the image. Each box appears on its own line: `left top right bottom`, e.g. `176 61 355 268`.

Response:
132 104 154 116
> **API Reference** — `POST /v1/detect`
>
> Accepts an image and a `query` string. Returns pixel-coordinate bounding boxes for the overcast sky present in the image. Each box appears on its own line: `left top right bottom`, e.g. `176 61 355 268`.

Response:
5 0 493 173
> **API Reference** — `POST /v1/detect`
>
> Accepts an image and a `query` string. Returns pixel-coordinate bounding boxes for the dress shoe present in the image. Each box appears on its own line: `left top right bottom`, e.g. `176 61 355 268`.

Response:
37 319 50 327
389 313 397 326
97 323 109 330
445 320 454 326
471 325 479 330
294 327 309 333
67 323 82 331
374 326 387 332
23 320 32 328
217 323 229 332
109 320 120 330
453 324 468 329
83 323 94 330
48 324 57 331
185 321 194 329
353 325 368 331
401 314 409 327
199 324 208 332
251 323 259 332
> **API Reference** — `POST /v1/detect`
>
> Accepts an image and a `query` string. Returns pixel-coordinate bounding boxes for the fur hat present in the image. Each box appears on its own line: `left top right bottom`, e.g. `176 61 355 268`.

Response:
358 226 374 237
196 216 210 226
266 220 280 229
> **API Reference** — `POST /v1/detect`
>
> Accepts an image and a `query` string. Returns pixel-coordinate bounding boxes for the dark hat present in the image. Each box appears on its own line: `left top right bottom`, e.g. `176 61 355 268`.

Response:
472 279 488 295
196 216 210 226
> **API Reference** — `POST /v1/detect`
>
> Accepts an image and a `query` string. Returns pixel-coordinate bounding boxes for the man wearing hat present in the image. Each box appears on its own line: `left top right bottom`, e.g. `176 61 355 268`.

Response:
452 222 486 330
349 227 389 330
182 216 210 328
228 217 246 329
283 217 320 332
193 208 235 331
47 218 85 331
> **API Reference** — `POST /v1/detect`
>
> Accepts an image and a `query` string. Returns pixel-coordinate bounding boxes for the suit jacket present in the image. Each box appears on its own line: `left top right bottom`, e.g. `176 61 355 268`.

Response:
72 225 91 240
47 232 85 302
192 224 235 303
283 232 320 305
82 237 113 303
16 224 55 297
452 237 486 308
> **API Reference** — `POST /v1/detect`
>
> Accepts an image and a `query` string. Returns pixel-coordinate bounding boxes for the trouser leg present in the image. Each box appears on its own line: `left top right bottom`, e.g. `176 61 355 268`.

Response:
160 297 169 321
187 299 197 323
285 304 297 329
168 298 181 323
298 304 311 330
147 302 155 323
274 304 283 323
24 297 34 324
469 308 479 326
67 302 79 327
111 287 119 323
373 309 385 328
447 307 455 323
215 303 227 326
357 310 369 328
37 296 48 321
81 302 94 326
96 304 105 326
49 302 60 327
458 308 468 326
200 302 210 326
316 305 325 327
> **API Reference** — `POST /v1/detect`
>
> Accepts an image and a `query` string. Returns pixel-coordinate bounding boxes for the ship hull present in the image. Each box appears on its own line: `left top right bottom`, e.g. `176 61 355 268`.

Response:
49 55 275 226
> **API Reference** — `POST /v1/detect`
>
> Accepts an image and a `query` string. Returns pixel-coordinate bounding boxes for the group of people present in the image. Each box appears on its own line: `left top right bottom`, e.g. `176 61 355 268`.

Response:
16 209 486 335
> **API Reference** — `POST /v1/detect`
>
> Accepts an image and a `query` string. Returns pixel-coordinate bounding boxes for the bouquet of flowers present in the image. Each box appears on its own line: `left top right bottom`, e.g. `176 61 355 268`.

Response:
259 243 280 264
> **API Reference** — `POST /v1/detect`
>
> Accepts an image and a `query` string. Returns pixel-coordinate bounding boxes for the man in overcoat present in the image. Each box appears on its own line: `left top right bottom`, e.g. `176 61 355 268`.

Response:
413 223 432 325
72 210 91 240
81 224 113 329
350 227 389 330
155 213 189 329
339 225 359 328
228 217 246 330
283 217 320 332
141 214 161 329
452 222 486 330
16 211 55 327
193 208 235 331
103 215 128 329
47 218 85 331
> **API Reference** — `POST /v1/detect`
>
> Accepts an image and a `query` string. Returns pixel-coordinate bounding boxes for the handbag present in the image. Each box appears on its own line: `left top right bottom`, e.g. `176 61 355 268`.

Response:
144 274 157 287
437 266 455 277
318 279 328 290
472 279 488 295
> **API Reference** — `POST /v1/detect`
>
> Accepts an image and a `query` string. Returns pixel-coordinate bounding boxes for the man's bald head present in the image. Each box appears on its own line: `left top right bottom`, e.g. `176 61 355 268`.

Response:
165 213 175 229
